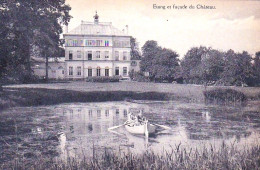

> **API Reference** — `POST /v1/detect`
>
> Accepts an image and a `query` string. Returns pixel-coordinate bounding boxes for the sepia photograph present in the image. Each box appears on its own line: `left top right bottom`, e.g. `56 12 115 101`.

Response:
0 0 260 169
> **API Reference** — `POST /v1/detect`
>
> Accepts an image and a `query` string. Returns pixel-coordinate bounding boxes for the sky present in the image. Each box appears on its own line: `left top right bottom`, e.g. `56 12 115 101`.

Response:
65 0 260 58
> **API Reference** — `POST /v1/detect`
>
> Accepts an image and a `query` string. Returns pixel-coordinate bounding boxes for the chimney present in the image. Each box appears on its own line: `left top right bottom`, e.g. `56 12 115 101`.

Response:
125 25 128 35
93 11 99 24
65 24 68 33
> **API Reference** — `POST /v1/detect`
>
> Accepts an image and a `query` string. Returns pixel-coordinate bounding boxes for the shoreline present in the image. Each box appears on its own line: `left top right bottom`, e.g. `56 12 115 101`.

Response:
1 82 260 110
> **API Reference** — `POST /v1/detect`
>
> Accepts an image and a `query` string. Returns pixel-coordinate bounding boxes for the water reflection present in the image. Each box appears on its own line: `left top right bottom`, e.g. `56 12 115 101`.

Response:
54 101 259 158
0 101 259 165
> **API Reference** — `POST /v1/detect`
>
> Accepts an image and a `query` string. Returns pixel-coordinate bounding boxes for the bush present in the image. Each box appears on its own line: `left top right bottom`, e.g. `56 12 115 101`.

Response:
129 71 150 82
204 88 247 104
85 76 120 83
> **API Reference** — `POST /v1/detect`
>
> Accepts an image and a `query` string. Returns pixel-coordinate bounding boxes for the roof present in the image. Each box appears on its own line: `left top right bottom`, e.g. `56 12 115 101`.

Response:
65 21 129 36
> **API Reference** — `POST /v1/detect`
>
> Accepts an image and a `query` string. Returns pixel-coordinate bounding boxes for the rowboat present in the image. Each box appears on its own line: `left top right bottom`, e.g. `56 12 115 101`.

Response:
108 114 171 137
124 118 156 136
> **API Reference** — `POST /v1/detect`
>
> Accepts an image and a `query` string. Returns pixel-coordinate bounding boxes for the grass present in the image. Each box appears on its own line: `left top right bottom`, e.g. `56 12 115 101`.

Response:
203 88 247 105
0 88 175 110
1 82 260 110
2 142 259 170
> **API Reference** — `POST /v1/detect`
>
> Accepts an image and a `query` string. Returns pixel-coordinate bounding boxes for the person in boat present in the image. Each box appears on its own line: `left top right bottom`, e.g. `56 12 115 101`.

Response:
137 114 146 125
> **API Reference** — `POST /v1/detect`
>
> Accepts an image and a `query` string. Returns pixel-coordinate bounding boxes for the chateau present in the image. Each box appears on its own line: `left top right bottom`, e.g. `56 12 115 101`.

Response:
64 12 134 79
32 12 140 80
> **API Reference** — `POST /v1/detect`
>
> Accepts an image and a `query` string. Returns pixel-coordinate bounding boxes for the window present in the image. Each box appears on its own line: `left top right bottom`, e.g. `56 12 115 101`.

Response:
97 110 101 118
96 51 100 58
77 66 81 76
77 51 81 58
88 51 92 60
123 67 127 76
78 40 83 46
66 39 73 46
115 51 119 61
105 40 109 46
105 51 109 58
69 66 73 75
124 109 127 116
86 40 94 46
96 40 102 46
116 109 119 115
88 68 92 77
62 70 64 74
131 61 137 66
69 51 73 60
96 68 101 76
105 69 109 76
113 40 130 48
72 40 78 46
115 67 119 76
88 110 92 117
105 110 109 117
123 51 127 60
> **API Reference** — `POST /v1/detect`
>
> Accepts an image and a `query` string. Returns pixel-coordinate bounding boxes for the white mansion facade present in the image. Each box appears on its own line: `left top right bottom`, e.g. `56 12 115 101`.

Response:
64 12 133 79
33 12 140 80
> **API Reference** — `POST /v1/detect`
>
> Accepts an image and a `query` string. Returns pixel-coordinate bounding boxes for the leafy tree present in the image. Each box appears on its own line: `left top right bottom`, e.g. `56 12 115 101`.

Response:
200 49 225 84
140 40 161 75
0 0 71 83
130 37 141 60
152 48 179 82
181 46 208 84
220 50 254 86
140 40 179 82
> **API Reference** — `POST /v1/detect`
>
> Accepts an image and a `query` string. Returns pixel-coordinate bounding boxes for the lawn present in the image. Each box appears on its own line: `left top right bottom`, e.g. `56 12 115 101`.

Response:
4 81 260 100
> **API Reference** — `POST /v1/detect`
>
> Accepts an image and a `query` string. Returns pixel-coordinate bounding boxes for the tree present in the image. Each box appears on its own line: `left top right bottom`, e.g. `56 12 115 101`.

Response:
140 40 160 75
140 40 179 82
220 50 254 86
181 46 208 84
152 48 179 82
0 0 71 83
130 37 141 60
200 49 225 84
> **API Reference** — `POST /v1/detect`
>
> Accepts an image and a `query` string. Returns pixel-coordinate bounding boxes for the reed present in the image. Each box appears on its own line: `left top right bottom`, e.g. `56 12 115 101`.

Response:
203 88 247 105
2 142 259 170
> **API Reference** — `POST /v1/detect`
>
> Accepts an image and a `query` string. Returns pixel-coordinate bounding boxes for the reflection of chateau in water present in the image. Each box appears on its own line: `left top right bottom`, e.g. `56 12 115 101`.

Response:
61 104 146 138
59 102 253 142
54 102 258 159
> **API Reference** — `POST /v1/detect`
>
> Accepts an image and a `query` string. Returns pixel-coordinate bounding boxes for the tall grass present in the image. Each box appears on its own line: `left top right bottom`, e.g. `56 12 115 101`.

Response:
2 142 259 170
204 88 247 105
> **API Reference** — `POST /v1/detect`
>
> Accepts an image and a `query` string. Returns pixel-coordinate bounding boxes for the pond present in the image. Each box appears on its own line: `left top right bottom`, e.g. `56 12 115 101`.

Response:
0 101 259 165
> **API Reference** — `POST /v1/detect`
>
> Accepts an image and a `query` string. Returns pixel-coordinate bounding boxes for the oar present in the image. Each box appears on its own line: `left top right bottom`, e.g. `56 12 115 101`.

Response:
108 122 131 130
108 124 125 130
108 129 126 136
152 123 171 130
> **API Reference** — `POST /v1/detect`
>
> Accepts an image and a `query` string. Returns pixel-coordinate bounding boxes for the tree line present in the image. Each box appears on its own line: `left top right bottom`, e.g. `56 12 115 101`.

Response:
0 0 259 87
0 0 71 84
133 40 260 87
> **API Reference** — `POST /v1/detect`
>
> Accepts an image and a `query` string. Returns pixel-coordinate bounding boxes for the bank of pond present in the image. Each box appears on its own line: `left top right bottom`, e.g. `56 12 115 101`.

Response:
0 87 256 110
